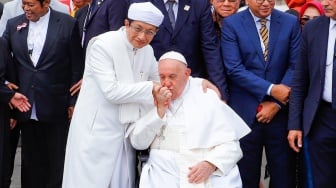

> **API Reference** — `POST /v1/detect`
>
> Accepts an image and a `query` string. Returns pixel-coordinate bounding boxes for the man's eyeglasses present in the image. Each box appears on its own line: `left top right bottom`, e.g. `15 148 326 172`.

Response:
129 24 156 37
255 0 274 4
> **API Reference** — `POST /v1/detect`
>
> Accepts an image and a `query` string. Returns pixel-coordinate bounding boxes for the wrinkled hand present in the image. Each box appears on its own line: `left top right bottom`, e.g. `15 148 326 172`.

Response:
9 119 17 130
256 101 280 124
288 130 302 153
155 87 172 118
152 82 161 106
10 93 31 112
68 106 74 119
201 79 221 99
70 79 82 96
270 84 290 105
188 161 216 184
6 82 19 90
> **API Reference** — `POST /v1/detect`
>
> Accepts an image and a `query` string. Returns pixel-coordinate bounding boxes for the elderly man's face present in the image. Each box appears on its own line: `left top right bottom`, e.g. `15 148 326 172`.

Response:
22 0 49 22
125 20 157 49
210 0 240 18
159 59 191 100
321 0 336 20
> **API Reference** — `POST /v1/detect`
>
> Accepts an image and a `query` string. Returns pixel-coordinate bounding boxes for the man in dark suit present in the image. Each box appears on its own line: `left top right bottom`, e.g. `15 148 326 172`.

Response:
2 0 84 186
131 0 228 100
0 37 30 188
221 0 301 187
288 1 336 187
80 0 128 50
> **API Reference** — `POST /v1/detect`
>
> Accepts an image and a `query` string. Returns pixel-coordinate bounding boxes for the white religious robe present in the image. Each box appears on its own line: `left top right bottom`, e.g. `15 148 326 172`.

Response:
62 27 159 188
129 77 251 188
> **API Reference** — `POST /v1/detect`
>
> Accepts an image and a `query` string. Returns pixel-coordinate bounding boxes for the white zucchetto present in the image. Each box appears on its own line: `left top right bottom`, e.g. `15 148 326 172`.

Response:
159 51 187 66
128 2 164 27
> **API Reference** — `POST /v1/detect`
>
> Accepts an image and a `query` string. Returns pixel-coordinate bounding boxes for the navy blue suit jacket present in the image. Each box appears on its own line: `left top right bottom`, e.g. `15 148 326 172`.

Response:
3 10 84 123
289 16 330 136
81 0 128 50
222 9 301 125
131 0 228 100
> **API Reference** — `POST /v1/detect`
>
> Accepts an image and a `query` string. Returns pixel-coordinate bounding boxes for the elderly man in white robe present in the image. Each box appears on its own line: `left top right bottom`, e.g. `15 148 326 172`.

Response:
129 51 251 188
62 2 164 188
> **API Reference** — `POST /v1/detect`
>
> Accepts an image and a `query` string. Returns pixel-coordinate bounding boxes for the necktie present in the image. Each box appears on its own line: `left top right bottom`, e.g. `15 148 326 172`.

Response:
259 19 269 61
167 0 176 29
82 0 97 46
332 39 336 109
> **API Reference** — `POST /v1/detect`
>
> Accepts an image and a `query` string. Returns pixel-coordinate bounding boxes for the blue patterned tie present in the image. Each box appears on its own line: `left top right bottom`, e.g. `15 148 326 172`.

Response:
167 0 176 29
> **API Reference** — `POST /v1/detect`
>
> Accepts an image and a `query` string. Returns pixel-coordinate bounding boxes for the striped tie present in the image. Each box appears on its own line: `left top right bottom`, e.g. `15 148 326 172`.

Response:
260 19 268 61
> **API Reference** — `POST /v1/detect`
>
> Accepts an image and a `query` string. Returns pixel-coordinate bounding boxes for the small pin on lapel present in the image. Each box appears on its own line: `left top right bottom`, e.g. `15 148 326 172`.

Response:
184 5 190 11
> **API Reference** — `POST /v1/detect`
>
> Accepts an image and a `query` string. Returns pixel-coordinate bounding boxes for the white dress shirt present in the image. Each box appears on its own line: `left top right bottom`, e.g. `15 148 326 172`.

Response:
323 19 336 102
27 8 50 120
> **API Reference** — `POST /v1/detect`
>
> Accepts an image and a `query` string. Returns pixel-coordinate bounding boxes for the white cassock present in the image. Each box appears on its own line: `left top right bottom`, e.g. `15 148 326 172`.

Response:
128 77 251 188
62 27 159 188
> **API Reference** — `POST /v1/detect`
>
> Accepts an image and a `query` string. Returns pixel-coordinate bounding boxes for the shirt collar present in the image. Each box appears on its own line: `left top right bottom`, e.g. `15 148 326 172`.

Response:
249 8 271 24
30 8 50 25
164 0 179 4
329 18 336 30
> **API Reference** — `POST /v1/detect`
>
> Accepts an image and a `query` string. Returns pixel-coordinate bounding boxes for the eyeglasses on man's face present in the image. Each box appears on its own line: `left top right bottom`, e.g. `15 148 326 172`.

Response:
129 24 156 37
255 0 274 4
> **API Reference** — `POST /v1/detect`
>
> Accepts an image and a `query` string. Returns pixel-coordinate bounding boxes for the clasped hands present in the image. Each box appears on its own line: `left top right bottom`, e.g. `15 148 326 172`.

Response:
152 83 172 118
270 84 290 105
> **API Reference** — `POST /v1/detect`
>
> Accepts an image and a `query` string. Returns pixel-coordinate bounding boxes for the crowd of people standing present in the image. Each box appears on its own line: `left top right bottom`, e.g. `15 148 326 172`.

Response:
0 0 335 187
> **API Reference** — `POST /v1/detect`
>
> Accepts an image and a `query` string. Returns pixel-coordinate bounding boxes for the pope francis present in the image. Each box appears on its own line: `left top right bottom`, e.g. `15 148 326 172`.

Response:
129 51 251 188
62 2 164 188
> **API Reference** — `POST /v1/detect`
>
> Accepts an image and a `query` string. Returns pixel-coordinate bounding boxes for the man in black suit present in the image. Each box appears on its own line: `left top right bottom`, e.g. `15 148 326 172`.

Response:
2 0 84 186
0 37 30 188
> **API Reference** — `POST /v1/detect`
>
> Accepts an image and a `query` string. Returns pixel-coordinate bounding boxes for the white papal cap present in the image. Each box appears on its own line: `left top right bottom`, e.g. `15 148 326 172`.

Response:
128 2 164 27
159 51 187 66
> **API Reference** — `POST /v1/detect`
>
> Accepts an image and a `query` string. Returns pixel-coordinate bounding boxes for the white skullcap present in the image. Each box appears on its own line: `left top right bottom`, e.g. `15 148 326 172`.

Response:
159 51 187 65
128 2 164 27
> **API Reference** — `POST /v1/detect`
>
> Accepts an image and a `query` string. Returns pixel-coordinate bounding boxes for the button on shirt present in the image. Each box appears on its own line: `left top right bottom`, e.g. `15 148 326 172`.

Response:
322 19 336 102
27 9 50 120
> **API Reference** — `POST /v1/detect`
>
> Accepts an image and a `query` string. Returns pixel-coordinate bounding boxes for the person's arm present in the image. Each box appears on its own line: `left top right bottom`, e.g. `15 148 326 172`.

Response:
288 21 307 153
128 86 171 150
199 1 228 100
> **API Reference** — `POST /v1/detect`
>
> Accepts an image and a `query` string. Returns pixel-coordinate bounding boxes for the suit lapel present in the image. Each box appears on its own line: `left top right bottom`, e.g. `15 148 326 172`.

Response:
242 9 265 65
173 0 191 37
36 10 59 67
267 10 281 67
86 0 104 28
17 17 34 67
152 0 173 34
319 16 330 81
